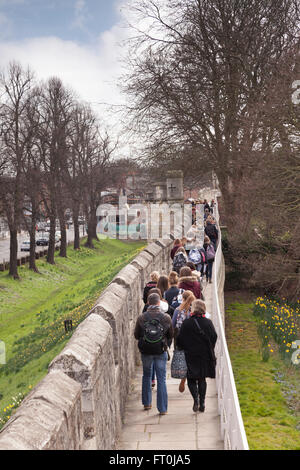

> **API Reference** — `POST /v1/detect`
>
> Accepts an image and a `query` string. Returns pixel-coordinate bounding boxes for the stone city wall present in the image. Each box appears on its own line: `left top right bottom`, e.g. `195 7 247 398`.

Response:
0 238 174 450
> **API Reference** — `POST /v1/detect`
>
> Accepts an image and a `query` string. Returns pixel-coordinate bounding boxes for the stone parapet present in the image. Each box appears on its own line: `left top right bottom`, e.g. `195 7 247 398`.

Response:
0 237 175 450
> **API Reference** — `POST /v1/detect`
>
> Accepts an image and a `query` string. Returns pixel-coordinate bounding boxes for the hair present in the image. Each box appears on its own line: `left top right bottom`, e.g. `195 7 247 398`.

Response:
168 271 179 286
150 271 160 282
147 287 162 300
192 299 206 315
181 237 187 245
176 246 187 255
148 293 161 306
179 290 196 313
173 238 181 246
179 266 192 278
157 275 169 297
186 261 196 271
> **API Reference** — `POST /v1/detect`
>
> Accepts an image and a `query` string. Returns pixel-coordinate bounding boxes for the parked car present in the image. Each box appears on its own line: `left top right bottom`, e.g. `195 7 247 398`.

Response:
55 231 61 243
36 233 49 246
20 240 31 252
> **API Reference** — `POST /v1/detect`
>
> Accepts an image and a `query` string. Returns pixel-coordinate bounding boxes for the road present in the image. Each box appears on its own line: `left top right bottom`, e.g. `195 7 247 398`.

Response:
0 226 87 264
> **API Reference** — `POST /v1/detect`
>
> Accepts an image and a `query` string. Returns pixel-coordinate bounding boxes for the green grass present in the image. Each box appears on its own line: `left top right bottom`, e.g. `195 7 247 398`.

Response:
225 292 300 450
0 238 145 427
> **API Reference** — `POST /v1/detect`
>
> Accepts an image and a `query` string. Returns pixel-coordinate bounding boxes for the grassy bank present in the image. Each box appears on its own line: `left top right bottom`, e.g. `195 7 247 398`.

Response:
225 291 300 450
0 238 145 428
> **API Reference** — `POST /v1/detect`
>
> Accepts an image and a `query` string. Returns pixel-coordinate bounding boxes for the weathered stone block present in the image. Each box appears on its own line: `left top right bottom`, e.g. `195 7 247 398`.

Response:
49 314 115 449
0 370 82 450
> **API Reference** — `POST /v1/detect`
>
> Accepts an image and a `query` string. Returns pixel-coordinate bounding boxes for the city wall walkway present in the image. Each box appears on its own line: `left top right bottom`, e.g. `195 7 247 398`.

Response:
116 282 224 451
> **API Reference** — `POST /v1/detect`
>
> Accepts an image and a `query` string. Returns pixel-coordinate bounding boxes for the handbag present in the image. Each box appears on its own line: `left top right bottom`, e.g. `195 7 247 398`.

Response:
171 348 187 379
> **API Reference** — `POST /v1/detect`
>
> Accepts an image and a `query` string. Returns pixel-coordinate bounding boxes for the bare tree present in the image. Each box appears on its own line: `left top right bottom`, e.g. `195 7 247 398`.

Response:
0 62 34 278
123 0 300 229
37 77 75 263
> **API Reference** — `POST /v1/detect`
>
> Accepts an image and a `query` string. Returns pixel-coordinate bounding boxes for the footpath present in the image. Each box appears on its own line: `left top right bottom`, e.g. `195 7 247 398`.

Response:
116 282 224 451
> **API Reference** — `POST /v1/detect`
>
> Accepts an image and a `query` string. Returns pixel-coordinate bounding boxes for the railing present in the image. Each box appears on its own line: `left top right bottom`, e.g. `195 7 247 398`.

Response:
211 203 249 450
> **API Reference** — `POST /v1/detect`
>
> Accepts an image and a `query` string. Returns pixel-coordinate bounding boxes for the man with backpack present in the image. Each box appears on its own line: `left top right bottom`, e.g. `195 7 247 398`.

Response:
134 293 173 415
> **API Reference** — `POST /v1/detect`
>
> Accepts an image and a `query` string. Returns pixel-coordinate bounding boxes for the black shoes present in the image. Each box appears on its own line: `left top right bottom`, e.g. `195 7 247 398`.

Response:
193 399 205 412
193 400 199 412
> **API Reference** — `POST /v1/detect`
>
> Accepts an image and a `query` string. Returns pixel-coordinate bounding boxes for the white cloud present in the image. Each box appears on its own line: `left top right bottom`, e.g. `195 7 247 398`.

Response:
0 0 139 156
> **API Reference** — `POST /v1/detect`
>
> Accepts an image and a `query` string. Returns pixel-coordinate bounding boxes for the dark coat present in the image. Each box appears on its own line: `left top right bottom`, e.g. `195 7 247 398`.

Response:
134 305 174 350
176 315 217 379
143 281 157 304
205 223 218 242
171 245 181 260
178 276 202 299
164 286 180 305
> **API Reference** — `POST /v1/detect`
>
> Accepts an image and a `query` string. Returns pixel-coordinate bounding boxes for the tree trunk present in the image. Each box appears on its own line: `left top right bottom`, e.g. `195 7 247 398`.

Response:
9 228 19 279
47 215 56 264
72 205 80 250
85 211 97 249
29 216 38 273
59 216 67 258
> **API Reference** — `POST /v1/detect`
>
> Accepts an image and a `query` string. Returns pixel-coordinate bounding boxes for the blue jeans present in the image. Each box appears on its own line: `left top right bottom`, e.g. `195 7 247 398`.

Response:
141 352 168 413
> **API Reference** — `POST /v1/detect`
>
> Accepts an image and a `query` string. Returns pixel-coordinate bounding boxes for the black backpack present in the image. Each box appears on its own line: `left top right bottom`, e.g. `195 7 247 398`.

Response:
138 312 165 355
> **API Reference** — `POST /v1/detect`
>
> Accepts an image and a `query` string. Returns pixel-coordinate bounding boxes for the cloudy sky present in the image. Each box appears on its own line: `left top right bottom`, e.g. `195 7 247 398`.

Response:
0 0 133 147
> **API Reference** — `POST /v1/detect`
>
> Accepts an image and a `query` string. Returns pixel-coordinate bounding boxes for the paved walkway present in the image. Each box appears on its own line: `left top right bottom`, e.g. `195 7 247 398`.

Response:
116 282 224 451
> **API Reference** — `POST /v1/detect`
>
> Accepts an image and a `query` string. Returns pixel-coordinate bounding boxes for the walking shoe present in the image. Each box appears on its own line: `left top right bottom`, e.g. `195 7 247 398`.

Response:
159 412 167 416
193 400 199 412
144 405 152 410
179 379 185 393
199 402 205 412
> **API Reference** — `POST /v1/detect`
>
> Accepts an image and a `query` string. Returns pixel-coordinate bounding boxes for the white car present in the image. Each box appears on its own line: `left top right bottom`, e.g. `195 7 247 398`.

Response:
20 240 31 252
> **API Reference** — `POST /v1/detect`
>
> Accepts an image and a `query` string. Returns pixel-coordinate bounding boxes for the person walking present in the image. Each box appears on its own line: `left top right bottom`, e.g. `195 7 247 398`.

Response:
172 290 196 393
142 287 169 389
204 217 218 250
178 266 203 299
170 239 182 260
157 275 169 301
164 271 180 306
143 271 160 304
172 247 188 274
203 236 215 284
134 293 173 415
176 299 217 412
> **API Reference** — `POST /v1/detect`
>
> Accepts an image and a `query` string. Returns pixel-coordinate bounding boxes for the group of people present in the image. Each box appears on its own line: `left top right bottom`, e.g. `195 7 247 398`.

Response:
134 203 219 415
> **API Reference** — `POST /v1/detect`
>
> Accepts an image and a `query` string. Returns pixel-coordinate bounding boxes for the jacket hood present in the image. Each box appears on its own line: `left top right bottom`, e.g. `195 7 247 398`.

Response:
178 276 199 284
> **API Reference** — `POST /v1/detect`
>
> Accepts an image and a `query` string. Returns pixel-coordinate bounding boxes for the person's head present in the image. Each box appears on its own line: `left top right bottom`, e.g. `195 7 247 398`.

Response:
181 237 187 246
206 216 213 224
186 261 196 271
179 266 192 278
148 287 162 301
173 238 181 247
168 271 179 286
179 290 196 312
176 246 187 255
204 235 210 244
150 271 160 283
205 208 210 214
157 275 169 296
191 299 206 316
148 293 161 307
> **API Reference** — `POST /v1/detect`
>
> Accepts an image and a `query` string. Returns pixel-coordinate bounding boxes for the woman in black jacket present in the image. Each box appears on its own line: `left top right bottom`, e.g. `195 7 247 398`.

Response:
176 299 217 412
